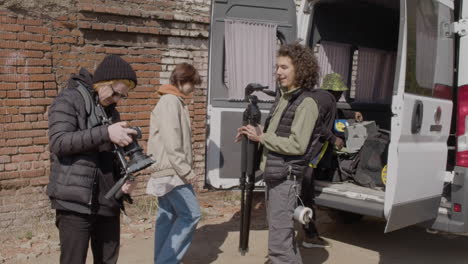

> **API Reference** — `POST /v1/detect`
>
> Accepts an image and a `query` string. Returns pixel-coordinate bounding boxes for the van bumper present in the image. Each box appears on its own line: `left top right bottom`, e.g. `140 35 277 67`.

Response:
421 166 468 235
315 182 468 234
426 211 468 234
426 166 468 234
315 191 385 218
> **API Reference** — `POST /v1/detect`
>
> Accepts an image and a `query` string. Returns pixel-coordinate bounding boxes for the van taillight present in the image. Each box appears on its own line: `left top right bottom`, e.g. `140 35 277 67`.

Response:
456 85 468 167
434 84 453 100
454 203 462 213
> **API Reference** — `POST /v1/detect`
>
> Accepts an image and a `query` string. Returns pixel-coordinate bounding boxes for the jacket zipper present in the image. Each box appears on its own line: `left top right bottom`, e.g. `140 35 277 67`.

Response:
88 168 97 207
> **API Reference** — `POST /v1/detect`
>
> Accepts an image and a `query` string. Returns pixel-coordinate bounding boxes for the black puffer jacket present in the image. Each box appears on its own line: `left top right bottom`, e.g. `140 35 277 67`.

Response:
47 68 122 216
263 89 324 182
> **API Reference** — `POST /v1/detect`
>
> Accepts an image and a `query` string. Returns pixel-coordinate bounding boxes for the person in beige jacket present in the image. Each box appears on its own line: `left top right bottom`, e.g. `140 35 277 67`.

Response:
146 63 202 264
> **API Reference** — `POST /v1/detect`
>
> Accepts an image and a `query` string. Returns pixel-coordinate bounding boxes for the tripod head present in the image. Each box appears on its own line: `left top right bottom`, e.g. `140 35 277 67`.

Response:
244 83 276 101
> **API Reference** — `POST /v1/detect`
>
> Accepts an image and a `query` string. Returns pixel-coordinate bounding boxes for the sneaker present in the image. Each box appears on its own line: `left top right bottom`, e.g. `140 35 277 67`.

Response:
301 236 331 248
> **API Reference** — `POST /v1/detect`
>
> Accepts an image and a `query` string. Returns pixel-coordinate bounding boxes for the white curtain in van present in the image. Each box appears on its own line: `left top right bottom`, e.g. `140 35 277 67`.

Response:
355 47 396 104
224 19 277 101
315 41 352 90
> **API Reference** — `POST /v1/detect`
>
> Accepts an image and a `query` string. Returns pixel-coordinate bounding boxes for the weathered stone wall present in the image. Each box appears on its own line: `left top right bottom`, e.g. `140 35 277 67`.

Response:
0 0 210 232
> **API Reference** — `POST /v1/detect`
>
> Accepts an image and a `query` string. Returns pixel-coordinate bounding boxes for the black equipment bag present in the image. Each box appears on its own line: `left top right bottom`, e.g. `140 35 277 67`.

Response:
331 150 360 183
326 131 389 188
353 131 389 188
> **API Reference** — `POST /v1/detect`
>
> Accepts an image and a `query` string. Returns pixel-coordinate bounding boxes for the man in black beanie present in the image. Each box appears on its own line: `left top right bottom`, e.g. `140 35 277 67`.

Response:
47 54 138 264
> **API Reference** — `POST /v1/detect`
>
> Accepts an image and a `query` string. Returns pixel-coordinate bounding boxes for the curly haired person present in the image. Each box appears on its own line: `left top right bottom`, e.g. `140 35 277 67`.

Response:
237 43 323 264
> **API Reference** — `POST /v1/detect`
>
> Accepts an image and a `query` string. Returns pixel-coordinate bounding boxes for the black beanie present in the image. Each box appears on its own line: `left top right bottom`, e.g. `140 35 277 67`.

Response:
92 55 138 86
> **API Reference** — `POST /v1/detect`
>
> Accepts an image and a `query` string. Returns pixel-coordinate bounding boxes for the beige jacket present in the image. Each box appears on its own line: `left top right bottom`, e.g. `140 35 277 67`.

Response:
147 84 195 180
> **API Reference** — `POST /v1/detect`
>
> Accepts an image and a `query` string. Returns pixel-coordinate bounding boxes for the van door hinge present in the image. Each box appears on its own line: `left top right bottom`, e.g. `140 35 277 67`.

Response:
303 0 319 14
453 19 468 36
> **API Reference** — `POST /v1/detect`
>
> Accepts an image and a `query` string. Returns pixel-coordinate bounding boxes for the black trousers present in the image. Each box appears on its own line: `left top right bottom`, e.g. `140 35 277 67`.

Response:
55 210 120 264
300 166 319 238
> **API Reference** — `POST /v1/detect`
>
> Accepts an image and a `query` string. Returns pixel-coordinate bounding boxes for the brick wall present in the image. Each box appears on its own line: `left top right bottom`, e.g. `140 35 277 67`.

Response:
0 0 210 232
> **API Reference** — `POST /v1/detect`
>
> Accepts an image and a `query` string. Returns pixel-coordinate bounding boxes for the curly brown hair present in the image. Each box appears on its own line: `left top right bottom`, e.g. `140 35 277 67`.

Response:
277 43 319 90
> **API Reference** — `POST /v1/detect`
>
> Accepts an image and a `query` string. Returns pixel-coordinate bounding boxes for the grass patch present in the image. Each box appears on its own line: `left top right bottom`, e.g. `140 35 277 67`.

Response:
128 195 159 219
220 191 241 204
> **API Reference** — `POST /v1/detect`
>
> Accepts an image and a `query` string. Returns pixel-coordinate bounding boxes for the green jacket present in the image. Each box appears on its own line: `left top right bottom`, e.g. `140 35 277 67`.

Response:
259 87 319 171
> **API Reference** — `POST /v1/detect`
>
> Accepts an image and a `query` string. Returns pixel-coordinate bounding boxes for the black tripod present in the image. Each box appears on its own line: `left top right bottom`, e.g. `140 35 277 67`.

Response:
239 86 263 255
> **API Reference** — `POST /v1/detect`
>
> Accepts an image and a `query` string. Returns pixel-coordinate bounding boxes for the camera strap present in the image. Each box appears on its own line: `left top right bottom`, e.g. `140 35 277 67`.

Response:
76 83 102 129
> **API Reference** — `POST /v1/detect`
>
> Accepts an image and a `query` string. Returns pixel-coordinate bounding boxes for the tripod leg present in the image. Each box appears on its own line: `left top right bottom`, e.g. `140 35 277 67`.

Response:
239 134 248 253
239 172 246 253
240 139 257 254
240 173 255 255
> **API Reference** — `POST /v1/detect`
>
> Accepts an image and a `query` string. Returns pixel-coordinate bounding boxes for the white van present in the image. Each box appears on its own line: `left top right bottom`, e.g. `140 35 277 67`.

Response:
204 0 468 233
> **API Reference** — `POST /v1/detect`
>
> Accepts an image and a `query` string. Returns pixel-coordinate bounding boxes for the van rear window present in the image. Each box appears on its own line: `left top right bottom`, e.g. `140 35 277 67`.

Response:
405 0 454 99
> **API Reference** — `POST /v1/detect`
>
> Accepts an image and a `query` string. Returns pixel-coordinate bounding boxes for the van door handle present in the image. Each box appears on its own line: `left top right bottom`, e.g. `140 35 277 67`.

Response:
411 100 423 134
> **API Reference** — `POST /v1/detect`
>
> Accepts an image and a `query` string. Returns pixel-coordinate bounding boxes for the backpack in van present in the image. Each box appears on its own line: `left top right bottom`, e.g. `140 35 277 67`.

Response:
332 150 360 182
353 131 389 188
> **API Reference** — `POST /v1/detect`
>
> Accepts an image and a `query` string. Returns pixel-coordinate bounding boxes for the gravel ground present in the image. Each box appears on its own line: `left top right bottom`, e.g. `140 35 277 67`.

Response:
2 191 468 264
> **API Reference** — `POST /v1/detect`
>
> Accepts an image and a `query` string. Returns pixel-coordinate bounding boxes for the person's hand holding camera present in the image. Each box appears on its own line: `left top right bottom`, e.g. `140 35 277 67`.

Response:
121 180 137 194
108 121 138 147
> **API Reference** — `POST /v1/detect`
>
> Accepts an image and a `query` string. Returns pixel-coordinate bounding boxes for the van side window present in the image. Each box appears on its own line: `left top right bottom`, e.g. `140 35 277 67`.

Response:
405 0 454 99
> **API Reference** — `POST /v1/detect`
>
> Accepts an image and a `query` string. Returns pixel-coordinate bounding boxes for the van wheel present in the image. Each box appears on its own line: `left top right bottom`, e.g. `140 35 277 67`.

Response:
336 210 364 224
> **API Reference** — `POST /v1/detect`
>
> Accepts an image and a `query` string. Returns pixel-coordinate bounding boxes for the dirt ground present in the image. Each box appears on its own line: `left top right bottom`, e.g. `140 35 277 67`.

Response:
2 191 468 264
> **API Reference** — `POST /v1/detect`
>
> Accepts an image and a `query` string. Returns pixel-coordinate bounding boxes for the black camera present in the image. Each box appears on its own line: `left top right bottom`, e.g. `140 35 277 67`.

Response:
124 126 154 174
96 101 156 200
103 125 155 200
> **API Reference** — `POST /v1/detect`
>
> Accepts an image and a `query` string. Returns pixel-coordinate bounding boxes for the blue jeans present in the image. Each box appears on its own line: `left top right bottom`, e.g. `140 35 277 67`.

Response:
154 184 201 264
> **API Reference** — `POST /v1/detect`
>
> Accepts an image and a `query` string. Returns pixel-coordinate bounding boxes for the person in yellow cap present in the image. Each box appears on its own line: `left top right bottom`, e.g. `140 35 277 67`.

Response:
322 73 363 125
299 72 363 249
322 72 348 91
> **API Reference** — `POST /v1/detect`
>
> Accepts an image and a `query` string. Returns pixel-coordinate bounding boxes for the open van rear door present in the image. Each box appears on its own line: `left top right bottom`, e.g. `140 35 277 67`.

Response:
384 0 455 232
457 1 468 93
205 0 297 189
